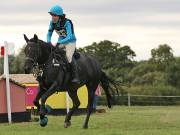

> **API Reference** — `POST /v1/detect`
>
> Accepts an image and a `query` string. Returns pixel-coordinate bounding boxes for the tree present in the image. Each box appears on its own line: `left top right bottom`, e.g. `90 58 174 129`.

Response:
78 40 136 82
150 44 175 71
166 57 180 88
10 46 26 74
128 61 156 83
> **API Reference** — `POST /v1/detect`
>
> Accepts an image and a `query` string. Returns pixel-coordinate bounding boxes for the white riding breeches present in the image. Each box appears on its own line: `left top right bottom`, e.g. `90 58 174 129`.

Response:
62 42 76 63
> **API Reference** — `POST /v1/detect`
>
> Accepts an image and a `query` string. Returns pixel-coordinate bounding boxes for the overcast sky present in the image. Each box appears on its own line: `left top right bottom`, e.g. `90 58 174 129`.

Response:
0 0 180 60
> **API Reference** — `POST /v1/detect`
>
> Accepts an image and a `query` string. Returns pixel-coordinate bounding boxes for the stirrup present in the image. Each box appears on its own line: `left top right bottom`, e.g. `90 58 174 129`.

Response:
53 58 60 67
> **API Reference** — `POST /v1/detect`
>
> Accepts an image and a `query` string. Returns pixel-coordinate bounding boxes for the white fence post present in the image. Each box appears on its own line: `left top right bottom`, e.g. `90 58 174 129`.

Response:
128 93 131 107
4 41 12 124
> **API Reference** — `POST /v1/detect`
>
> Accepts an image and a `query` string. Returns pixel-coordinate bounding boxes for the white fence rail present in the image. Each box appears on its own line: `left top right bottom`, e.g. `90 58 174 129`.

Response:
99 94 180 106
127 93 180 106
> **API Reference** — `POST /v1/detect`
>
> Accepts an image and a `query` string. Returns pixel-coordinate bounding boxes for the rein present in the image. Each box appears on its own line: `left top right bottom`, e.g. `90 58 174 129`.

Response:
25 41 68 78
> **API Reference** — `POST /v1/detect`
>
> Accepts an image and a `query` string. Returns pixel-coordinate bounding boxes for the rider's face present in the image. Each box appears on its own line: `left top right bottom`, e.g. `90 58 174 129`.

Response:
51 14 59 23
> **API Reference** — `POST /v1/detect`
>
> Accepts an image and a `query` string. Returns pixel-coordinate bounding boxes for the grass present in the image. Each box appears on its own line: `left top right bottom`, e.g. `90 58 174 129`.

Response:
1 106 180 135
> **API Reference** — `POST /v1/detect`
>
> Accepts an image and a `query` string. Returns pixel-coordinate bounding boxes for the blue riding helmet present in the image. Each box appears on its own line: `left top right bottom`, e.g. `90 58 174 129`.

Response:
48 5 64 16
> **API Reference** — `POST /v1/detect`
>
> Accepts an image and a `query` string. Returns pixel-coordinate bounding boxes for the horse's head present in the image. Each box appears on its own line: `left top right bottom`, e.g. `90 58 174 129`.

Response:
24 34 43 74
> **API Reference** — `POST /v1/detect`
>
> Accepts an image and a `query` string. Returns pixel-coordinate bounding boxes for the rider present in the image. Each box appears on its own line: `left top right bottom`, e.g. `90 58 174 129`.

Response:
47 5 80 84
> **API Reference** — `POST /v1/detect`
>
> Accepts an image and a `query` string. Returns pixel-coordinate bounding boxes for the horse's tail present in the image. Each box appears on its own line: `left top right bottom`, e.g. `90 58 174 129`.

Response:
100 71 119 108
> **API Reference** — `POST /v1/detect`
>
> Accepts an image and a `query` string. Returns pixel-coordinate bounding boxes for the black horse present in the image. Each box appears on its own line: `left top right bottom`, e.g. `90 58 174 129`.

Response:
24 34 118 128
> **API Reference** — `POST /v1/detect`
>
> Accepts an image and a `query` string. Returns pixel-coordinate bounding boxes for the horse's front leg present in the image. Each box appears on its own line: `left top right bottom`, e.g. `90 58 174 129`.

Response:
39 81 58 127
33 86 46 112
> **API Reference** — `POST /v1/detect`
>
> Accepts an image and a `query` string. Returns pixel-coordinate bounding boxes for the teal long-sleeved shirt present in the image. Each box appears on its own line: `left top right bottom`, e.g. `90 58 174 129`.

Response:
47 19 76 45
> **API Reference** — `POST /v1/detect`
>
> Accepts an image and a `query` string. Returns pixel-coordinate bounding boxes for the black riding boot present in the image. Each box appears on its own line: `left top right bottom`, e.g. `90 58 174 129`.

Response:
70 57 80 84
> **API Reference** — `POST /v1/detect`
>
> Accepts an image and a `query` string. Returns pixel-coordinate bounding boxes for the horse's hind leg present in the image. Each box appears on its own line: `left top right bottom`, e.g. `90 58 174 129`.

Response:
83 83 98 129
64 89 80 128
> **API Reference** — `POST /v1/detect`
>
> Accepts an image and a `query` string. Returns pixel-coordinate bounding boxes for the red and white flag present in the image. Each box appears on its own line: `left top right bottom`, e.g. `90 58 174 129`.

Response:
0 42 15 56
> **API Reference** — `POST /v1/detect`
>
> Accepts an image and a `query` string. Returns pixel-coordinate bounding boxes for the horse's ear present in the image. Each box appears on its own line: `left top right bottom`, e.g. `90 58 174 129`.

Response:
23 34 29 43
34 34 38 42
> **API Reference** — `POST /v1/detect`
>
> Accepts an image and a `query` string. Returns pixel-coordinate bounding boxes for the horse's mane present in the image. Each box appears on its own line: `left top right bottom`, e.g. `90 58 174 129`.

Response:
28 38 54 59
29 38 47 45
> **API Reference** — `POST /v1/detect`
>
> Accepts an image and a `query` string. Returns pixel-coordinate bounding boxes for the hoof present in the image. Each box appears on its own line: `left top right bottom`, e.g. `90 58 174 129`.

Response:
40 116 48 127
64 121 71 128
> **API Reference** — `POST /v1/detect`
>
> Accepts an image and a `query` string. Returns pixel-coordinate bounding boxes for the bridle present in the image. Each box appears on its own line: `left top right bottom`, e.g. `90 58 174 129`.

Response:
25 57 37 67
25 41 43 77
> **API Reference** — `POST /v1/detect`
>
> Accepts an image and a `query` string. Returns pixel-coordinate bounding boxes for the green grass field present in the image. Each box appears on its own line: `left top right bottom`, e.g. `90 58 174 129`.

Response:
1 106 180 135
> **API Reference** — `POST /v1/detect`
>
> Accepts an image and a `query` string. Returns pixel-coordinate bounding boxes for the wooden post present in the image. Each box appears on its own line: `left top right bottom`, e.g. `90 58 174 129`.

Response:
128 93 131 107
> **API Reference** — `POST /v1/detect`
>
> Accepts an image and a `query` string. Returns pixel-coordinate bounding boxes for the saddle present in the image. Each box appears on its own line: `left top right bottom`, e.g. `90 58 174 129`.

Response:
73 49 81 59
52 47 80 70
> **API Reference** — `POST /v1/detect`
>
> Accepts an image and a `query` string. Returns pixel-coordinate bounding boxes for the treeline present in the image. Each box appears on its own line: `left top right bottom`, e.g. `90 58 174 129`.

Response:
0 47 25 74
1 40 180 96
78 40 180 96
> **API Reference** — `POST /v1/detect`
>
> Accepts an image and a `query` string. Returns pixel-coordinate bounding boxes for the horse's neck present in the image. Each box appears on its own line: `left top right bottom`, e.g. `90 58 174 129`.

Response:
38 42 51 65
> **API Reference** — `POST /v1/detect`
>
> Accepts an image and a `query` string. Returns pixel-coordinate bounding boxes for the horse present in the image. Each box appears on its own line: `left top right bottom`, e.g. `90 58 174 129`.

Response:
23 34 119 129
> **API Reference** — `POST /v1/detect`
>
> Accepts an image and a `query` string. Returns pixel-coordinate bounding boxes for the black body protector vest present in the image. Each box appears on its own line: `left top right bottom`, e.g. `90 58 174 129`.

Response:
52 18 74 38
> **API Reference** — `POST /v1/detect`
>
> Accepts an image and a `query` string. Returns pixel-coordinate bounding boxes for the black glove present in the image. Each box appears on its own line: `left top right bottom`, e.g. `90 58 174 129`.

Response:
47 42 55 51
